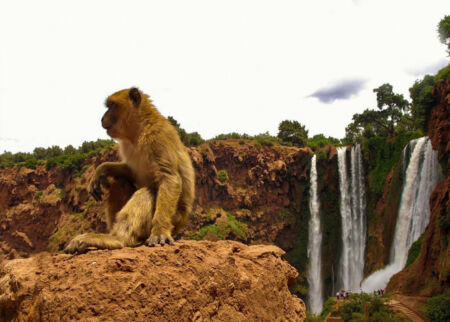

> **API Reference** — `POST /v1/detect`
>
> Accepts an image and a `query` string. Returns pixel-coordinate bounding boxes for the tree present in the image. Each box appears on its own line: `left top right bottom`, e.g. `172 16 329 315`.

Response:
277 120 308 147
438 15 450 55
409 75 436 132
167 116 204 146
373 83 410 137
344 84 412 143
64 145 77 155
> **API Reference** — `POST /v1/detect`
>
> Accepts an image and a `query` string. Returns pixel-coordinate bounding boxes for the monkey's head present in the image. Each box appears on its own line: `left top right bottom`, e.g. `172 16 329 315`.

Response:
102 87 144 140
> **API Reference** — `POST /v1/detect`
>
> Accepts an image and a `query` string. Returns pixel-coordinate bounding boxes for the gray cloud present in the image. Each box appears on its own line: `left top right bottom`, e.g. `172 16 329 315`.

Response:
309 78 367 104
407 58 449 77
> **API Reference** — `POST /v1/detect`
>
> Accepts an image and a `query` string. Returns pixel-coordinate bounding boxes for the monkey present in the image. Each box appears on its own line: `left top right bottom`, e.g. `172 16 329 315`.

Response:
64 87 195 253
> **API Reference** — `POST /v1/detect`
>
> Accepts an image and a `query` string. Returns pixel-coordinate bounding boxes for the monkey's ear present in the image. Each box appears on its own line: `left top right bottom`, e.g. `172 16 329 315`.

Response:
129 87 141 107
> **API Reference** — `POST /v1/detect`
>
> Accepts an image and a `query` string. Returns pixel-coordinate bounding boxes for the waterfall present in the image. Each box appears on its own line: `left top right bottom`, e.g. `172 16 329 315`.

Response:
307 155 323 314
337 145 366 292
361 137 442 291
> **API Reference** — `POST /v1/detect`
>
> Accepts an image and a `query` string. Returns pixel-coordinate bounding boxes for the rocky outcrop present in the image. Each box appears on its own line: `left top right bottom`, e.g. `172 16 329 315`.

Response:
428 78 450 173
0 240 306 321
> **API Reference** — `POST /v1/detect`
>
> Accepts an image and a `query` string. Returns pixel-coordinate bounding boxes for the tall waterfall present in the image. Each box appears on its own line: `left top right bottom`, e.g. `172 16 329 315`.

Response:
337 145 366 291
307 155 323 314
362 137 442 291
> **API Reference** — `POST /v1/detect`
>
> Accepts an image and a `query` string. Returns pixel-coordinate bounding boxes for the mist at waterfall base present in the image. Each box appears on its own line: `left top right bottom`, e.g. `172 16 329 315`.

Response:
307 155 323 314
361 137 442 292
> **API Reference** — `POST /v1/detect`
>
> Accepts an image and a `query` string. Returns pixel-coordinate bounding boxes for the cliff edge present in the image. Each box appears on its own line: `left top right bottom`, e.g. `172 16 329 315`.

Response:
0 240 306 321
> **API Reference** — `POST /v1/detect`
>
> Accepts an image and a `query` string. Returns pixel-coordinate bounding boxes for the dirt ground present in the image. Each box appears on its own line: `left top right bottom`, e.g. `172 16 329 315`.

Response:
0 240 305 321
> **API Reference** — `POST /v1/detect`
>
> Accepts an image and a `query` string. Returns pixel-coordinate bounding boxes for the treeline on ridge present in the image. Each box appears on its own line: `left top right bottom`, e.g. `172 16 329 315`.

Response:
0 139 115 170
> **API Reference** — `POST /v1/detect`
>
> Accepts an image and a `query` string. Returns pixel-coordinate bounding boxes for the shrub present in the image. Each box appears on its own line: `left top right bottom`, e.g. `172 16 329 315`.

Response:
190 212 247 241
425 289 450 322
217 169 229 183
34 191 43 201
254 132 278 146
405 232 424 267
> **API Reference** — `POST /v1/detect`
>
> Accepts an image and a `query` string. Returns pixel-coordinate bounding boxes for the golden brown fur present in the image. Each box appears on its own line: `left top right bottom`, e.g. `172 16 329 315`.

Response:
65 88 195 253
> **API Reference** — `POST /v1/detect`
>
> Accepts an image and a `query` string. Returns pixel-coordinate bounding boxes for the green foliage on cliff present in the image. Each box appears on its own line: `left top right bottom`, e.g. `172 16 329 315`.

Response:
405 232 424 268
435 63 450 81
190 213 248 241
425 289 450 322
438 203 450 246
410 75 436 132
217 169 229 182
362 131 422 198
0 139 115 170
285 169 311 300
316 151 342 297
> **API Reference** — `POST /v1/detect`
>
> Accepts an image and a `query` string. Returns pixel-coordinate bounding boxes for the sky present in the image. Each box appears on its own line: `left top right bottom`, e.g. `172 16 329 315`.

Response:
0 0 449 153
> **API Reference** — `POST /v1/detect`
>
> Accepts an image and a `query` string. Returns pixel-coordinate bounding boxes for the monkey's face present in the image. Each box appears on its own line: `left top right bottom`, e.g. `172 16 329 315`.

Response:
103 88 142 139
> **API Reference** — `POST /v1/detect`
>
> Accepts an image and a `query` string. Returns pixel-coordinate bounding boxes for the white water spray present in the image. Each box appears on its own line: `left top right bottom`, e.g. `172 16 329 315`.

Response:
307 155 323 314
337 145 366 292
362 137 442 292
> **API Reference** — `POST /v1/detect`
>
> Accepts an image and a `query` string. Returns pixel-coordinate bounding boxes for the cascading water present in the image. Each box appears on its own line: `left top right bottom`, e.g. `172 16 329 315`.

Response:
307 155 323 314
361 137 442 291
337 145 366 292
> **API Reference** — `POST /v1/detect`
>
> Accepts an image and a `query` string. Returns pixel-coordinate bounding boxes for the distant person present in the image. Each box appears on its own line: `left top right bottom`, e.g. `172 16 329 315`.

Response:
336 292 340 300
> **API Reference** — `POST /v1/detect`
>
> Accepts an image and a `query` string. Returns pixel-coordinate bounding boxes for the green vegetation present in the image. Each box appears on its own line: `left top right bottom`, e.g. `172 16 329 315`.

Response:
438 15 450 55
307 134 341 150
278 120 309 147
438 204 450 246
0 139 115 170
363 131 422 198
320 298 337 320
409 75 436 132
425 289 450 322
435 63 450 81
168 116 205 146
211 131 279 147
217 169 229 183
306 297 337 322
331 293 400 322
344 83 413 144
190 212 248 241
405 232 424 267
34 190 43 201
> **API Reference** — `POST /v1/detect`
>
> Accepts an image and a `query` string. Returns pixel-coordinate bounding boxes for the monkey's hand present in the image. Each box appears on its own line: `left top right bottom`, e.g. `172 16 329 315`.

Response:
87 166 110 201
145 233 175 247
64 234 90 254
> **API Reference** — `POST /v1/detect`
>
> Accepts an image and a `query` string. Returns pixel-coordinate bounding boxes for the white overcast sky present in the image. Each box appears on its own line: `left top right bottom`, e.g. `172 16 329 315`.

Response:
0 0 449 153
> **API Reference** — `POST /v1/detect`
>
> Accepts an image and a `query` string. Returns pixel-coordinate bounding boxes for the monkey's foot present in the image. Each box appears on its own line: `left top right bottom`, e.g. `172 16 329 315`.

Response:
146 234 174 247
64 234 90 254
